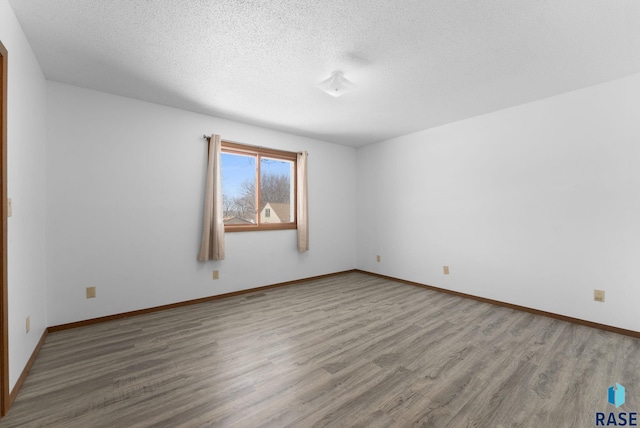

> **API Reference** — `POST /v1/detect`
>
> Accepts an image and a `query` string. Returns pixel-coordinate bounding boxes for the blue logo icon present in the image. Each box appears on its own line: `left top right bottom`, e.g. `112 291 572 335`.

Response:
608 383 625 408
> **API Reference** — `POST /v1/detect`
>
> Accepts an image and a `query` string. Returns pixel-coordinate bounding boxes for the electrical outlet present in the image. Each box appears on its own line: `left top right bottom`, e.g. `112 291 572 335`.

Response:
212 270 219 280
443 266 450 275
594 289 605 302
376 255 381 262
86 286 96 299
26 316 30 333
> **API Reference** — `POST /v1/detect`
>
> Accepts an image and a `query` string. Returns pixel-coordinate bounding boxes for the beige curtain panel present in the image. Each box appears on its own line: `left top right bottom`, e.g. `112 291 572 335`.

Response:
197 134 226 261
297 151 309 252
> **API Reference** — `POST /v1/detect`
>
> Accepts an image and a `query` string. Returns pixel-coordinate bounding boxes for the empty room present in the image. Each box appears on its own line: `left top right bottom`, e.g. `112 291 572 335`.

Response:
1 0 639 426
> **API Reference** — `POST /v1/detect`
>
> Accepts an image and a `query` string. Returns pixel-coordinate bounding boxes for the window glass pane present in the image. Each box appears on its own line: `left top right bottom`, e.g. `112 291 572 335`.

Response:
259 157 294 224
221 152 257 224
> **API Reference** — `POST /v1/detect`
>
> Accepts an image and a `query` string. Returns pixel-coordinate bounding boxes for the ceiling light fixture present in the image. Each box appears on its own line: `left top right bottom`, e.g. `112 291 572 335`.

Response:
317 71 355 97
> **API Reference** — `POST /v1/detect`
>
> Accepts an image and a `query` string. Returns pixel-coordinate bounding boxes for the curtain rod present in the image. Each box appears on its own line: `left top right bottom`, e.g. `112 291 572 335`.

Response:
202 134 306 156
202 134 262 150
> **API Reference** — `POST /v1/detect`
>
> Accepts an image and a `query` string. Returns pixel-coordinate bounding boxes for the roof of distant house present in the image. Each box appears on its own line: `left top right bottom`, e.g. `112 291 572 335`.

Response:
224 216 254 225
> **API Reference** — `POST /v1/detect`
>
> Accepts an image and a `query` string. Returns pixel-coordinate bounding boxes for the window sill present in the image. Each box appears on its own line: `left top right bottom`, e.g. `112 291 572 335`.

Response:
224 223 297 233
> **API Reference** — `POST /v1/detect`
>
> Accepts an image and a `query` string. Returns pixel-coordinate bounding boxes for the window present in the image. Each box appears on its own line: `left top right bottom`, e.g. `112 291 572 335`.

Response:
221 141 297 232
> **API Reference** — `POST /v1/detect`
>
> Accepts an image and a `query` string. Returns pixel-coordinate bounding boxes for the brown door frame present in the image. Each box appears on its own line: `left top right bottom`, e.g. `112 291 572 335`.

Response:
0 39 9 416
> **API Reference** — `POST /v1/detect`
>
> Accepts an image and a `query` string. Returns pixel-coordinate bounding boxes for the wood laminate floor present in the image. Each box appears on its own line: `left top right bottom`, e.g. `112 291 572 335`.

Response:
1 272 638 427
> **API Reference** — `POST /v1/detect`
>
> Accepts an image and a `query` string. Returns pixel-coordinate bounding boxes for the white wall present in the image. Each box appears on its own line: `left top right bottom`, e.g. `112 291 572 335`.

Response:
356 72 640 332
46 82 356 326
0 0 48 390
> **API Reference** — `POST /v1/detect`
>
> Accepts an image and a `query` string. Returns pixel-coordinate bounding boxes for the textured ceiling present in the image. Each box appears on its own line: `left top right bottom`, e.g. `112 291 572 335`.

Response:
9 0 640 147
